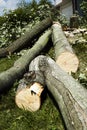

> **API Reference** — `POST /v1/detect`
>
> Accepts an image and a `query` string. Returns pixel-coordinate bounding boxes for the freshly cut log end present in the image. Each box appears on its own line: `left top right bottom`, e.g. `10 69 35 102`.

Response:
52 22 79 74
15 82 44 112
56 51 79 74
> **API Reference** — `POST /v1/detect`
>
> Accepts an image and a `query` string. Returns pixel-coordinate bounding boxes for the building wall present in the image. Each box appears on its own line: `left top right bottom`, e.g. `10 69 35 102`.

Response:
60 1 73 20
55 0 83 20
55 0 62 5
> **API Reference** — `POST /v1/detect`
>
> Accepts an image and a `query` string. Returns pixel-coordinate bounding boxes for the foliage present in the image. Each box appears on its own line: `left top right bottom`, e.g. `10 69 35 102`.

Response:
0 0 55 48
0 0 67 48
57 13 69 27
0 9 28 47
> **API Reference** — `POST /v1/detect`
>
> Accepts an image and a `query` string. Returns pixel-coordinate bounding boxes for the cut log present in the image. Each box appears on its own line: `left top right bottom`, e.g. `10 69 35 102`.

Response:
15 71 45 112
52 22 79 74
16 82 44 112
0 30 51 93
28 55 87 130
0 18 52 57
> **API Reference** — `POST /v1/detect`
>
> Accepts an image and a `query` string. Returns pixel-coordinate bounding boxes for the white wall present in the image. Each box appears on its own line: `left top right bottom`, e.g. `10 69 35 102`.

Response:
60 1 73 20
55 0 62 5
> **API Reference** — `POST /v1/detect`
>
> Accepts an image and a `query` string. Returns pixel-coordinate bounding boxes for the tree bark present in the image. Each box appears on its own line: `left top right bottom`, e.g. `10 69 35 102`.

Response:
0 18 52 57
52 22 79 74
28 55 87 130
0 30 51 93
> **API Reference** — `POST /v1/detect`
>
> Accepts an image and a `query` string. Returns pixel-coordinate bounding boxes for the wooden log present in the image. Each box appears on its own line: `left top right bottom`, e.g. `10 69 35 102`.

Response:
28 55 87 129
0 18 52 57
0 30 51 93
52 22 79 74
15 71 45 112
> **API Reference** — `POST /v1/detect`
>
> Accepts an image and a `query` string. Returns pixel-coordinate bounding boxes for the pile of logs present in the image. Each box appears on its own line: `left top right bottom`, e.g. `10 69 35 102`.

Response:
0 17 87 130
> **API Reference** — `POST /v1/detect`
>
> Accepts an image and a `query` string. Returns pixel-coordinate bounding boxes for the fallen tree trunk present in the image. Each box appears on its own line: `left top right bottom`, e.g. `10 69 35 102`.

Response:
25 55 87 130
0 18 52 57
52 22 79 74
0 30 51 93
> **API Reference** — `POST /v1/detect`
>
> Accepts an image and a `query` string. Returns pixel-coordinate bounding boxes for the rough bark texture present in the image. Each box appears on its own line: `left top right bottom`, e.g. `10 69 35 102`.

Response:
52 22 79 74
0 18 52 57
29 55 87 130
0 30 51 93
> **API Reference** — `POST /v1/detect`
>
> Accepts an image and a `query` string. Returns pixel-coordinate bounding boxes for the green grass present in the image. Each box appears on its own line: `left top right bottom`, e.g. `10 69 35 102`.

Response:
73 42 87 75
0 54 19 72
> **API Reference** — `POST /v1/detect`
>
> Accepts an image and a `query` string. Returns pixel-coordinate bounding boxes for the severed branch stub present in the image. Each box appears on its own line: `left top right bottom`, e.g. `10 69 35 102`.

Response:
15 71 45 112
